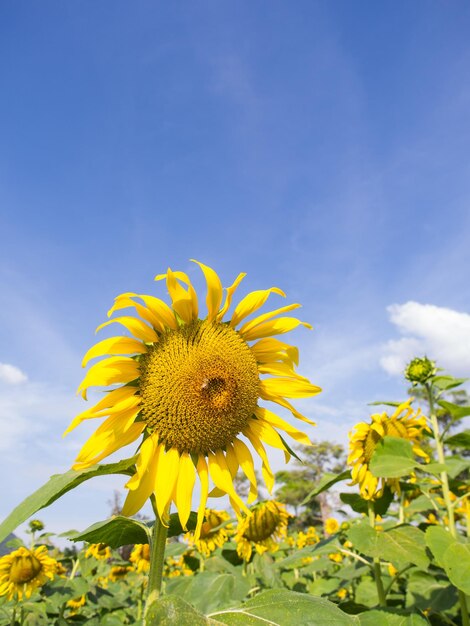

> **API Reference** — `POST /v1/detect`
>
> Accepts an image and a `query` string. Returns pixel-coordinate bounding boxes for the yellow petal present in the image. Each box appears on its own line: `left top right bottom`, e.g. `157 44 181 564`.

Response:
77 357 140 398
232 438 258 503
254 407 313 445
257 362 307 378
248 418 286 450
96 317 158 344
194 455 209 540
242 427 275 493
126 435 159 491
132 294 177 330
208 450 250 515
82 336 146 367
122 437 160 515
175 453 196 530
240 317 312 341
64 391 140 436
230 287 285 328
217 273 246 321
73 421 144 470
250 338 299 366
259 391 317 426
239 303 302 335
260 377 321 399
191 260 223 322
154 446 180 524
225 443 240 478
165 268 198 323
108 295 163 331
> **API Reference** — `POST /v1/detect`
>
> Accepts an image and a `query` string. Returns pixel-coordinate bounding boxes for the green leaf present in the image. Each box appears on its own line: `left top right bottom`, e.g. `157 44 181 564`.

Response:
406 569 458 612
308 577 340 596
347 524 428 569
425 525 457 568
0 456 137 543
67 516 150 548
209 589 359 625
432 376 467 391
346 522 379 559
358 610 430 625
340 487 393 516
368 401 401 407
166 571 251 614
444 456 470 479
302 470 351 505
444 430 470 448
442 542 470 595
278 537 338 567
416 463 447 475
438 399 470 421
369 437 417 478
145 595 220 625
378 525 429 569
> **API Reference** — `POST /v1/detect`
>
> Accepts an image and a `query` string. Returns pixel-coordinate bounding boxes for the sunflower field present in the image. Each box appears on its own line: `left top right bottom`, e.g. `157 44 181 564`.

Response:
0 265 469 625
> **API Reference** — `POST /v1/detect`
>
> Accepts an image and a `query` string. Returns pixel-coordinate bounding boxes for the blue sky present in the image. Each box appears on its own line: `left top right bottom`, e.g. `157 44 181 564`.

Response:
1 2 470 538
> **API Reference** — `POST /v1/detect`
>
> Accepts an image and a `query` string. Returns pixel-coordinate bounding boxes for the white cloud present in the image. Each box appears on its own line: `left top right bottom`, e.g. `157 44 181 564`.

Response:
0 362 28 384
381 301 470 376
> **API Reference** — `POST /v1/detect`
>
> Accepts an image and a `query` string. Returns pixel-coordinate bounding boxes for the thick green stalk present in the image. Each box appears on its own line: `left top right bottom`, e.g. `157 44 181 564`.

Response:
143 516 168 623
367 501 386 607
425 383 469 626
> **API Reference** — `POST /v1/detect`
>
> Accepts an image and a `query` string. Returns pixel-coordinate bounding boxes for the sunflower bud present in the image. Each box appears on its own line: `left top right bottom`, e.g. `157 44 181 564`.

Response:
404 357 436 385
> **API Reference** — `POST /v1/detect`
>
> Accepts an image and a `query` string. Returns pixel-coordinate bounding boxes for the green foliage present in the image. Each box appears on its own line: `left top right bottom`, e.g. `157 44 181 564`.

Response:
0 457 137 543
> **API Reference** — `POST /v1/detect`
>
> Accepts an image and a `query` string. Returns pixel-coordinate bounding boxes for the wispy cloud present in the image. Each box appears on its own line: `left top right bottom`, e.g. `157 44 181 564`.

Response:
0 363 27 384
381 301 470 376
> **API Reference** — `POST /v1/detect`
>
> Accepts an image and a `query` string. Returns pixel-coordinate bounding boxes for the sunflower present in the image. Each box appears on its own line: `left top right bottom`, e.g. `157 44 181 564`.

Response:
295 526 319 549
347 399 429 500
109 565 133 582
129 543 151 573
85 543 112 561
185 509 231 557
0 546 57 600
65 261 320 538
324 517 339 535
235 500 290 561
67 594 86 614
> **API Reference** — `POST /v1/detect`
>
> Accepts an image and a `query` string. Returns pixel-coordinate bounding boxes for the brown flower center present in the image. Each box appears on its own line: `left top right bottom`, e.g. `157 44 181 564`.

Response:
139 320 260 454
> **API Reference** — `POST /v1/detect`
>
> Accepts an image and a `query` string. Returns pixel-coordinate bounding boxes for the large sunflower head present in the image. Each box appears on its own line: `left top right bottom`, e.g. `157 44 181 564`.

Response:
235 500 290 561
347 399 429 500
65 261 320 538
129 543 151 573
0 546 57 601
185 509 231 557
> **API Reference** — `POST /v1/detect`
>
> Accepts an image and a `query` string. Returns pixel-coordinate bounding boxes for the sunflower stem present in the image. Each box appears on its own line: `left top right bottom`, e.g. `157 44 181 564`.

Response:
425 383 469 626
367 501 386 607
143 515 168 623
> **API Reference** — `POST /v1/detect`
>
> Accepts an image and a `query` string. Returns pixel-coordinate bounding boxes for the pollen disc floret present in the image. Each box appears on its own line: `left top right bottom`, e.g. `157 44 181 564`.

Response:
140 320 259 454
66 260 321 540
0 546 57 601
347 399 430 500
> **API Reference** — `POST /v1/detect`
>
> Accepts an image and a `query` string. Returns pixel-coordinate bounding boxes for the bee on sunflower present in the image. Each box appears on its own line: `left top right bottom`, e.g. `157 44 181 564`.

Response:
65 261 320 537
0 546 57 601
235 500 290 561
347 399 429 500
